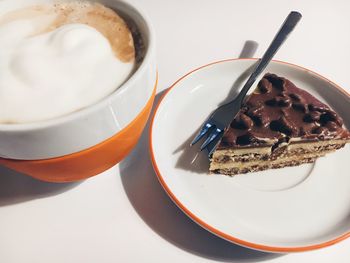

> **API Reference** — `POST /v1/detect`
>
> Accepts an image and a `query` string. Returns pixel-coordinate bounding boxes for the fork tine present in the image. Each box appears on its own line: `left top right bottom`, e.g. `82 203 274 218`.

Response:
190 123 213 146
200 128 223 151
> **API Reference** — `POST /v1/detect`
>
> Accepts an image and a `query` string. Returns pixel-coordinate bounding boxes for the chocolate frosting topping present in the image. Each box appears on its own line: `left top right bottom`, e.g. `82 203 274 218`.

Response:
218 73 350 149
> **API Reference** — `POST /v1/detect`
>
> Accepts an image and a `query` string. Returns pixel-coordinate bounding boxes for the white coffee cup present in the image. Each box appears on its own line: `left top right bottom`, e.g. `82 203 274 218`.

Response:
0 0 157 182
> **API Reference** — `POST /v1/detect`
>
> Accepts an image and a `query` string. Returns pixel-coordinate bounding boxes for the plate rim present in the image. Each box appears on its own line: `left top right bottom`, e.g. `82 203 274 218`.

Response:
149 58 350 253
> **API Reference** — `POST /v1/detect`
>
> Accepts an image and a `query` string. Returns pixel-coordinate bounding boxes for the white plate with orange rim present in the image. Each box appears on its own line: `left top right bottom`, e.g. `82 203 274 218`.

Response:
150 58 350 253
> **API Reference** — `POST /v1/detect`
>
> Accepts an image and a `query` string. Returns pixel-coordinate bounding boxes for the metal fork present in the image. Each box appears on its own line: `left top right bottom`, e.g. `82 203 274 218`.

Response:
190 11 302 156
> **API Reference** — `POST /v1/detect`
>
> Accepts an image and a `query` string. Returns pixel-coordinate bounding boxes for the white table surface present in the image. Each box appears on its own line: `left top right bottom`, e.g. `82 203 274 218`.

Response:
1 0 350 262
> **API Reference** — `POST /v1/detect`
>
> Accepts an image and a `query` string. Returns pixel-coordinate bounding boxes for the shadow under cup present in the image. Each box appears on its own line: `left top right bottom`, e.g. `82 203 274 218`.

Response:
0 0 157 183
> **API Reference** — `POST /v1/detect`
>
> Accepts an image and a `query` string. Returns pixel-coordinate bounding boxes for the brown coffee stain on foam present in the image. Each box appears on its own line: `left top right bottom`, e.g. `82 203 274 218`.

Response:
0 2 135 63
52 2 135 63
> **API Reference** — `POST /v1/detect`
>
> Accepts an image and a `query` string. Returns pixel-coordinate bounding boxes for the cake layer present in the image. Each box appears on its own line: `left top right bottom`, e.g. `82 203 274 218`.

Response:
212 139 348 163
210 139 348 175
211 150 330 170
212 147 271 162
210 150 334 175
211 156 318 176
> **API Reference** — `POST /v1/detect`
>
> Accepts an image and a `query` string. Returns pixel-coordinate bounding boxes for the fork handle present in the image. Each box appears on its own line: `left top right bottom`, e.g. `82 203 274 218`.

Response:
236 11 302 102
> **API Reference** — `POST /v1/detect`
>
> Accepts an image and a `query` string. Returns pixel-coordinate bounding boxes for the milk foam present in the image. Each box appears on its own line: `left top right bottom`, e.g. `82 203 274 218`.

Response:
0 1 135 123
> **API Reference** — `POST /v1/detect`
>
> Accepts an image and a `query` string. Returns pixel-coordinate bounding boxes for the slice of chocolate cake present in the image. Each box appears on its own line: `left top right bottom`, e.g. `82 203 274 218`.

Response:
210 73 350 175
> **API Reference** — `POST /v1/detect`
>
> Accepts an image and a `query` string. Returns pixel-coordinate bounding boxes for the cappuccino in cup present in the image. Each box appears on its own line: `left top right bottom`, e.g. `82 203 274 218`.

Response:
0 0 136 123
